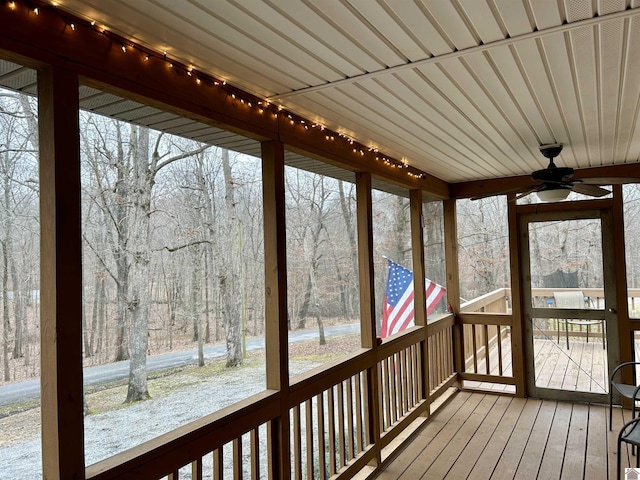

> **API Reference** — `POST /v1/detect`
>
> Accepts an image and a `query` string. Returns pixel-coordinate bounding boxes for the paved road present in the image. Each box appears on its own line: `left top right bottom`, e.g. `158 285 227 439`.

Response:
0 323 359 407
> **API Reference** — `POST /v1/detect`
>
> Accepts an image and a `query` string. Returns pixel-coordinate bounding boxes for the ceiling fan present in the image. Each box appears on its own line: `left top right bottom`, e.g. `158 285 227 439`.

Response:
473 143 639 201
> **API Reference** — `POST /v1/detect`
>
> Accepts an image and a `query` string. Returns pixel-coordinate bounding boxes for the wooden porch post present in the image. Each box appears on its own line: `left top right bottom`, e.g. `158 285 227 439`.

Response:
262 140 290 480
507 194 526 396
612 185 632 379
355 172 381 464
38 66 85 480
409 190 430 408
443 199 463 385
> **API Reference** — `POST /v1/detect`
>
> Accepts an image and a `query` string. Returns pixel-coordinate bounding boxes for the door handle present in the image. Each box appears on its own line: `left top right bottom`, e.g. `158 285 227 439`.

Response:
608 307 616 314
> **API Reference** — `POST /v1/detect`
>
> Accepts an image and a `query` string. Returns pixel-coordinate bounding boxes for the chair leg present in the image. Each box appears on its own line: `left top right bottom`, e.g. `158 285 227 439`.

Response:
586 325 589 343
618 437 622 480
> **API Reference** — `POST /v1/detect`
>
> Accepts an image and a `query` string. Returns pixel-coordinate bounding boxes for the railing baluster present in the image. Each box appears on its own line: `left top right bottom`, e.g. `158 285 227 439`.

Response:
484 324 490 374
400 349 408 414
192 458 203 480
327 386 337 476
250 428 259 480
390 354 399 423
383 358 391 429
472 324 478 373
233 437 243 480
317 392 326 480
354 373 363 453
337 381 346 468
213 446 223 480
362 371 370 446
305 399 314 480
346 377 355 461
293 405 302 480
415 344 421 403
497 325 504 376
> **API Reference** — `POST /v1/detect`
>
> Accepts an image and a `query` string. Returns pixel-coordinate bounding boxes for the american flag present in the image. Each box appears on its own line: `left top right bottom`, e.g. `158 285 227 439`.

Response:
380 258 447 338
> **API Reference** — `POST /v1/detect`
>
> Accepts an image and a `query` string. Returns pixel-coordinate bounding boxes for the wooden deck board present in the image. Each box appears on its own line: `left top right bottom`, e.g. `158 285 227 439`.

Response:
512 400 556 480
490 399 542 479
395 394 486 479
377 392 637 480
466 397 528 478
443 395 513 480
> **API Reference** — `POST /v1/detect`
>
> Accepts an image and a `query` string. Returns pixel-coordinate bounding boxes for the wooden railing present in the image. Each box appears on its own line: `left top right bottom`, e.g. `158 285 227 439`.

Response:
83 284 640 479
85 314 457 480
458 288 514 388
457 287 640 392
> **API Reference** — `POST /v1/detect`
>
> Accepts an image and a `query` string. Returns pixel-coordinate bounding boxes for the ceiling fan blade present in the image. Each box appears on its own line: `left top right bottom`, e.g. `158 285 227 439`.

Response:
570 183 611 197
576 177 640 185
514 184 543 200
470 184 537 200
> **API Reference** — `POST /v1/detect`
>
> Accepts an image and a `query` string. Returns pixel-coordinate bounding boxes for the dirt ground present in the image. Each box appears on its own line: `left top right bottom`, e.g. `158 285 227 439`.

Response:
0 333 361 479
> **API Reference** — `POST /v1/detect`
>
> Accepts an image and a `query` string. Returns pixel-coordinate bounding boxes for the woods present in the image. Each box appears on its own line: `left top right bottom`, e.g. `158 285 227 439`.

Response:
1 87 639 403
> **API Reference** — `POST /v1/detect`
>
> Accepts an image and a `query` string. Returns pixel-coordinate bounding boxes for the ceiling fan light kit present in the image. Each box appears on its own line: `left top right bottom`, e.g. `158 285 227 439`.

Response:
536 186 571 202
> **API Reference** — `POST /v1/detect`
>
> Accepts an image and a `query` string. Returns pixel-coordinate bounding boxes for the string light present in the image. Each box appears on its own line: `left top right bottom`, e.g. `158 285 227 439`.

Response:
5 0 431 183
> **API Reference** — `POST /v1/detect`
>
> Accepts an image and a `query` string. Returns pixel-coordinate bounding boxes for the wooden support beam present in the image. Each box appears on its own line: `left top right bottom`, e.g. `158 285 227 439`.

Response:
451 164 640 200
261 140 290 480
443 199 462 387
611 186 630 378
409 190 430 410
507 194 526 396
355 172 381 465
38 66 85 480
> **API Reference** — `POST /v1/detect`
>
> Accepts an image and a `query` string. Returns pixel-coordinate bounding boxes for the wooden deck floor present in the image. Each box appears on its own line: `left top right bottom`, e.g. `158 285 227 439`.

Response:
376 391 635 480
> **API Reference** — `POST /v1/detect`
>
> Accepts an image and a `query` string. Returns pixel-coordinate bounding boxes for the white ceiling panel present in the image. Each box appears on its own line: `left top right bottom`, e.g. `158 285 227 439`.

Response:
22 0 640 185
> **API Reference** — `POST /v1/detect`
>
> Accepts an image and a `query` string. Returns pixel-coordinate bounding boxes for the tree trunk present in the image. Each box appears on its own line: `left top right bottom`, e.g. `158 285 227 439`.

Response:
125 126 151 403
2 243 9 381
221 148 242 367
296 274 312 329
191 243 204 367
96 276 106 355
338 180 358 317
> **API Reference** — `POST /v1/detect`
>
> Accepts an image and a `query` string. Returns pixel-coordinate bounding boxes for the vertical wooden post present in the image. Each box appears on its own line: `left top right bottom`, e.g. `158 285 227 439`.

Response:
443 199 462 386
38 66 85 480
355 172 381 463
409 190 430 409
261 140 290 480
507 194 526 396
612 186 632 381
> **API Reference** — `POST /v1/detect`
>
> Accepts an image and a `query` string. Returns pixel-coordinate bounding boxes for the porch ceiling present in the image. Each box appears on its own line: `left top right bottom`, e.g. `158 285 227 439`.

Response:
15 1 640 185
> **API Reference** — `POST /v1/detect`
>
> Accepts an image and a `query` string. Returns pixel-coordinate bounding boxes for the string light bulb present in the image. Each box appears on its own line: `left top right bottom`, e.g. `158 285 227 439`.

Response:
9 1 16 9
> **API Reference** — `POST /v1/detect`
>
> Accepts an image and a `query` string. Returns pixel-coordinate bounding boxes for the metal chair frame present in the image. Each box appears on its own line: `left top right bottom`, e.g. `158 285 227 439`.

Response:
610 361 640 431
618 417 640 480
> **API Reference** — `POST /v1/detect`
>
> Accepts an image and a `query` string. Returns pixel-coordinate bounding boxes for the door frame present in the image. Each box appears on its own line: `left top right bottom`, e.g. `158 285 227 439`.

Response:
518 204 620 402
